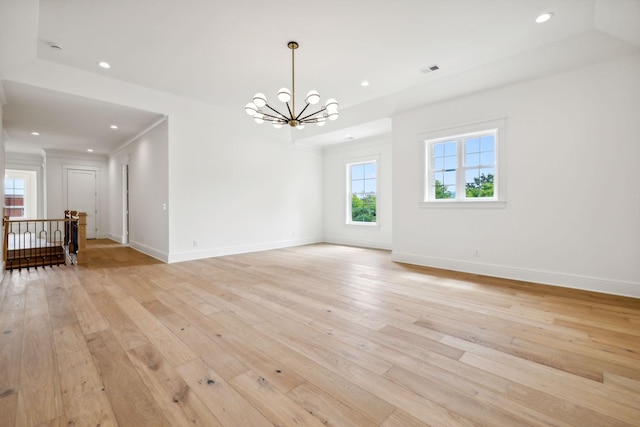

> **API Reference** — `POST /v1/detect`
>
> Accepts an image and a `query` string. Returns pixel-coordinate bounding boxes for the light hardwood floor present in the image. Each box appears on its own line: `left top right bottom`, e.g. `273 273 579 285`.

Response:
1 239 639 426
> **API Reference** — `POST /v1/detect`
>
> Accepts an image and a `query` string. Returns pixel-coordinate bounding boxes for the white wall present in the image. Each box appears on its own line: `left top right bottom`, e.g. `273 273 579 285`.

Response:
167 105 324 262
109 120 169 260
323 136 392 249
392 53 640 298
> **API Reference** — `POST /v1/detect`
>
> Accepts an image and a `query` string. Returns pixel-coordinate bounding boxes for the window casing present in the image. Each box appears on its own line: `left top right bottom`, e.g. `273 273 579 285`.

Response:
4 170 38 219
346 160 377 225
424 122 504 206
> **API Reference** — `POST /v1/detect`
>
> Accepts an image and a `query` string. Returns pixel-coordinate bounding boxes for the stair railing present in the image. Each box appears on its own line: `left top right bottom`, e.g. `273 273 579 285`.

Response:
3 211 88 270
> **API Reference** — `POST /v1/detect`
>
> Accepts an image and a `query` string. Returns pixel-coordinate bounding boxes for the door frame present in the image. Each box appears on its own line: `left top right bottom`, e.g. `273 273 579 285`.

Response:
122 163 130 245
62 164 100 238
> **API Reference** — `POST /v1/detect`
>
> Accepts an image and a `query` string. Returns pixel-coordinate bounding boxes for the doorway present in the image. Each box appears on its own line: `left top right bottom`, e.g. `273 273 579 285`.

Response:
123 164 130 244
66 168 97 239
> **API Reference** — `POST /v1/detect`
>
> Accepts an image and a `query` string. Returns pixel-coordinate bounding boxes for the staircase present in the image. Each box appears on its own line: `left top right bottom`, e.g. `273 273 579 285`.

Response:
3 211 87 271
5 245 67 270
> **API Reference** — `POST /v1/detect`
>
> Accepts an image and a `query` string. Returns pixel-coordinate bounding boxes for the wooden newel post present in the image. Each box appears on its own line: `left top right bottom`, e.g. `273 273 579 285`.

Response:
3 215 8 267
77 212 88 264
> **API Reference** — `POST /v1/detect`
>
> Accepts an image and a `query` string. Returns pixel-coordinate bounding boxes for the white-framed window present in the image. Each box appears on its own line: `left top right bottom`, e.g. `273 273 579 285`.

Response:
346 159 378 225
423 118 505 207
4 170 37 219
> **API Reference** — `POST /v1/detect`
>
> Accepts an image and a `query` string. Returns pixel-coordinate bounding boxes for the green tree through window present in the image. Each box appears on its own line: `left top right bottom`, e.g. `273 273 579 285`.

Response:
351 194 377 222
465 173 494 197
349 161 377 223
434 180 453 199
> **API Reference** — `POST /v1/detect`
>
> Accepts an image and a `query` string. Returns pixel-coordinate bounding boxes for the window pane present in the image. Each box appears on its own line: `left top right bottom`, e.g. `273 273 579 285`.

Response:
481 167 494 178
480 135 494 151
351 193 376 223
434 144 444 157
444 156 456 170
465 169 480 185
465 152 480 167
351 179 365 194
480 151 494 166
466 137 480 153
443 170 456 186
444 141 456 156
434 157 444 170
364 179 376 193
351 164 364 180
465 169 494 198
364 163 376 179
434 181 453 199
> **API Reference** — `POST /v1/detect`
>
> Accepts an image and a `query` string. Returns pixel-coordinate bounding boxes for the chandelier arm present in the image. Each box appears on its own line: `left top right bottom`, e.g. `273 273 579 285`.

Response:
265 104 290 121
285 102 295 120
260 111 287 122
294 103 311 121
298 107 326 122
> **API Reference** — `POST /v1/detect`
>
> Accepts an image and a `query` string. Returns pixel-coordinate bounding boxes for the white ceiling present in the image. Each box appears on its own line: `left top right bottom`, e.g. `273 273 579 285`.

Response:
2 81 165 155
2 0 640 153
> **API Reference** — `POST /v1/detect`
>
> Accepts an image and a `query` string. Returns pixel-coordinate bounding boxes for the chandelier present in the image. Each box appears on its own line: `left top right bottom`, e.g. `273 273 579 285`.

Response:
244 41 339 129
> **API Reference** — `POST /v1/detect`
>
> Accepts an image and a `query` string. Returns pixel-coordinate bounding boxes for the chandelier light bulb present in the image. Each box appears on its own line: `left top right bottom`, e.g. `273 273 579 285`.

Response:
245 102 258 116
273 122 283 129
328 111 339 121
253 93 267 107
316 117 326 127
325 98 338 112
254 111 264 124
296 123 305 129
305 90 320 105
277 88 292 103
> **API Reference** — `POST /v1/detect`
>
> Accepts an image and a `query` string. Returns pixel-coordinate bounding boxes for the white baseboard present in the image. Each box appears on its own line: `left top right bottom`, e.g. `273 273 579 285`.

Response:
167 236 323 263
107 233 124 244
129 240 169 262
391 251 640 299
323 236 392 251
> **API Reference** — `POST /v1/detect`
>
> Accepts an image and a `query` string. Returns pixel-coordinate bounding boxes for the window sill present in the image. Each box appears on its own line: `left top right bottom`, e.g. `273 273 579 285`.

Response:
419 200 506 209
346 222 380 228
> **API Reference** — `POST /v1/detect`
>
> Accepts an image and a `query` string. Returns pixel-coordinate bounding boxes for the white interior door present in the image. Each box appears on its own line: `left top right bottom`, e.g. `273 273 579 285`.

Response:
67 169 97 239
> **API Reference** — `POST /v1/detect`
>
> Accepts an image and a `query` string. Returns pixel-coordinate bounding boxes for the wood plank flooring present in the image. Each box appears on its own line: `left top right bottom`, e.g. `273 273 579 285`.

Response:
1 239 639 426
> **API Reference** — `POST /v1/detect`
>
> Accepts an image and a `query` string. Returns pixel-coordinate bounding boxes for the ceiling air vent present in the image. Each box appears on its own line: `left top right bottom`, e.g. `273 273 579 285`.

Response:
420 64 440 74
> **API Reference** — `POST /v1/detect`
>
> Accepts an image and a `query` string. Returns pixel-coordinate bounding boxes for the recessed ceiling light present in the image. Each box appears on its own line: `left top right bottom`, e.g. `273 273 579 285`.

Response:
87 149 94 153
536 12 554 23
361 81 369 87
31 132 40 136
346 134 354 140
98 61 111 69
110 124 118 129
